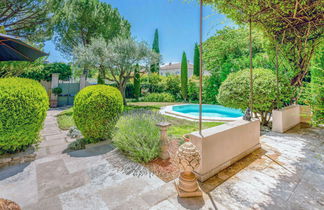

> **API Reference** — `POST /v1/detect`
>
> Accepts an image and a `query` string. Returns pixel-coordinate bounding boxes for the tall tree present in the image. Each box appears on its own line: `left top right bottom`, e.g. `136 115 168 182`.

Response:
193 43 200 77
133 64 141 101
150 29 160 73
74 37 157 105
0 0 54 41
181 52 188 101
53 0 130 58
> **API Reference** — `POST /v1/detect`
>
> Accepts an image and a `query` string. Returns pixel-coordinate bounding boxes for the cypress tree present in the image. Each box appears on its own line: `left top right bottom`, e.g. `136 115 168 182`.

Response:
151 29 160 73
134 65 141 100
181 52 188 101
193 43 200 77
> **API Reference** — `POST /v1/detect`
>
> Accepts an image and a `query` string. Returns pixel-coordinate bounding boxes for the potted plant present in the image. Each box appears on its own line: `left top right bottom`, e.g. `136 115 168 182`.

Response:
50 87 62 108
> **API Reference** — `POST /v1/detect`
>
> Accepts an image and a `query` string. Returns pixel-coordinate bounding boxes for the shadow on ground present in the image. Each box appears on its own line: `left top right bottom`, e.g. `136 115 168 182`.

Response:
0 162 31 181
66 144 115 158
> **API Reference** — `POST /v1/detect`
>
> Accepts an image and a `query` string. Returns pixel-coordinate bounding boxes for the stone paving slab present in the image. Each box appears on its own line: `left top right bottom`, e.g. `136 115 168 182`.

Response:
0 110 323 210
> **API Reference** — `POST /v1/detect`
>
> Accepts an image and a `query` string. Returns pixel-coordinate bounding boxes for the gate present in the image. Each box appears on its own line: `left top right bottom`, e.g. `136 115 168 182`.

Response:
57 80 80 107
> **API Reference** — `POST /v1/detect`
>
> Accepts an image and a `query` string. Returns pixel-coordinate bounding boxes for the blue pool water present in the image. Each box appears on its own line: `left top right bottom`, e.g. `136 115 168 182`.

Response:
172 104 243 118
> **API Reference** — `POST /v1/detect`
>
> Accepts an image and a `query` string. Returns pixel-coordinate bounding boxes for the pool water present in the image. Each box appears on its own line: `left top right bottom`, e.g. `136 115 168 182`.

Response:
172 104 243 118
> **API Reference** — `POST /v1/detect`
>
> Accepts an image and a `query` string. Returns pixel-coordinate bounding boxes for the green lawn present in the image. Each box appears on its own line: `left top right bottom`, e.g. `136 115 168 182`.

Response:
56 108 74 130
165 116 223 138
56 102 223 138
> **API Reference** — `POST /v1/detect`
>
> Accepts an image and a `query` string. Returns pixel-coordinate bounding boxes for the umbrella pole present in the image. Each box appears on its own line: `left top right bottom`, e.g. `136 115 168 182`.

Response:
199 0 203 136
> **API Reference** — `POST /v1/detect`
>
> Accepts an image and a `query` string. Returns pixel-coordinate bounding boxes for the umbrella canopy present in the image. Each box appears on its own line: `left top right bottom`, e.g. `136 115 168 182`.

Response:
0 33 48 61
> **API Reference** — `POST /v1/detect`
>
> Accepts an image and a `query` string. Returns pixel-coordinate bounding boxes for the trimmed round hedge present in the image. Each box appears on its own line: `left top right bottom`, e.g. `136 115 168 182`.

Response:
0 78 49 154
73 85 123 140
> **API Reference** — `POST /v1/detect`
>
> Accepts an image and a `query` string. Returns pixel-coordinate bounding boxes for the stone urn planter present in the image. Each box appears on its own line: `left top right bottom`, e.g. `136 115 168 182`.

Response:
0 198 21 210
175 142 202 197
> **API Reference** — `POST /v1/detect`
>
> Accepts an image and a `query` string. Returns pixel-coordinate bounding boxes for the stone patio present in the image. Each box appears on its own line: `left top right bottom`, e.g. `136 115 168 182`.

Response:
0 110 323 209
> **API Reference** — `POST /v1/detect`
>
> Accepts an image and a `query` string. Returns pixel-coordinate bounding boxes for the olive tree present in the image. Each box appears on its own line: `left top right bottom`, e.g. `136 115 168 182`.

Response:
217 68 292 125
74 37 158 105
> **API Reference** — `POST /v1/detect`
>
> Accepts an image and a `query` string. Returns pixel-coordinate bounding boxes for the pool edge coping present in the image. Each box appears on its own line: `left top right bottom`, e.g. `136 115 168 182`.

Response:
160 104 243 122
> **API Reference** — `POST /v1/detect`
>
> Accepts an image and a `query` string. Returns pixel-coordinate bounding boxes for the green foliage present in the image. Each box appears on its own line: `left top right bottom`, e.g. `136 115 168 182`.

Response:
188 77 199 102
203 27 275 81
203 73 221 104
151 29 160 73
143 93 175 102
0 59 45 78
52 87 62 95
164 75 181 99
74 37 158 105
0 78 49 154
22 62 72 81
73 85 123 140
1 0 53 42
57 108 74 130
181 52 188 101
193 43 200 77
141 73 164 93
53 0 130 56
113 110 164 163
204 0 323 86
217 68 290 125
300 43 324 125
134 66 141 100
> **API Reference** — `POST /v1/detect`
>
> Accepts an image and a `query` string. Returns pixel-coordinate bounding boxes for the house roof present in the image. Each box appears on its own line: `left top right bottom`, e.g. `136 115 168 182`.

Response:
160 62 193 71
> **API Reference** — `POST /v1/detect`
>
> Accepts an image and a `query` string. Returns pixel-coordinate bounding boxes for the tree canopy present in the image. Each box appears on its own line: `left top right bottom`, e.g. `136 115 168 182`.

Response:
0 0 53 41
74 37 158 105
52 0 130 57
150 29 160 73
203 0 324 86
193 43 200 77
181 52 188 100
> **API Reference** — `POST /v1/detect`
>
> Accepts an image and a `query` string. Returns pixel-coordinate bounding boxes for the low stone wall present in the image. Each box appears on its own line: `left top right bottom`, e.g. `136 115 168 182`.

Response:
272 105 312 133
0 147 36 168
189 119 260 182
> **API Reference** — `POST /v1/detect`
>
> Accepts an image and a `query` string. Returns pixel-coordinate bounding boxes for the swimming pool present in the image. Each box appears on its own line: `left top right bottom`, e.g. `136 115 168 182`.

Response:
162 104 243 121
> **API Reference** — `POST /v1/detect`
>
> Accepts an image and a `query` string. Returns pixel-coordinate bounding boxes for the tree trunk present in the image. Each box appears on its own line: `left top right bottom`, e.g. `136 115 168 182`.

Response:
118 85 127 106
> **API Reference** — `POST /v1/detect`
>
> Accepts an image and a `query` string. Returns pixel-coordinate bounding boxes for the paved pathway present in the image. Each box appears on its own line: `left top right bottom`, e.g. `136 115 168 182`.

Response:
0 110 323 209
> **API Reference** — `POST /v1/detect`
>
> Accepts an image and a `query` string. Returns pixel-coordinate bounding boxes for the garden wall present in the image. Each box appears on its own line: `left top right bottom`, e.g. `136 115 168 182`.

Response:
189 119 260 182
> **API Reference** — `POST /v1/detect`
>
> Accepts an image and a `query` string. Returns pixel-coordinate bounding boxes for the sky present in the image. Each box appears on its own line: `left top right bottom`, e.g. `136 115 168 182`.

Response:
44 0 233 64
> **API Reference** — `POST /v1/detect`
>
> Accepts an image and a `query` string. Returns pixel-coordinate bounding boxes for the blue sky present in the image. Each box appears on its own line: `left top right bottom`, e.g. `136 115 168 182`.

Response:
44 0 233 64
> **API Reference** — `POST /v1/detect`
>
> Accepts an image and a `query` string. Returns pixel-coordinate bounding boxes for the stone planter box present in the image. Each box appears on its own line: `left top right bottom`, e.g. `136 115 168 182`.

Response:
272 105 311 133
189 119 260 182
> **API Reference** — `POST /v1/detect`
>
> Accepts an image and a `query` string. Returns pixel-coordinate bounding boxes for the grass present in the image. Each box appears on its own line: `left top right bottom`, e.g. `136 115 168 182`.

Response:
165 116 223 138
56 108 74 130
56 102 223 138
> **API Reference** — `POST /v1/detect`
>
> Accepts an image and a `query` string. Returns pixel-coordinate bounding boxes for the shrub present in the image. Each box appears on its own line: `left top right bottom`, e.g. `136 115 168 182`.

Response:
21 62 72 81
143 92 175 102
164 75 181 99
73 85 123 140
188 78 199 102
0 78 49 154
52 87 62 95
113 110 164 163
217 68 289 125
141 73 164 93
203 73 221 104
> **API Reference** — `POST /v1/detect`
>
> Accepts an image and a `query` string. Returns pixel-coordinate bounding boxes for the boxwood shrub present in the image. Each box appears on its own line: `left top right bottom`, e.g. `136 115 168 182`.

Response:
0 78 49 154
143 92 175 102
73 85 123 140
